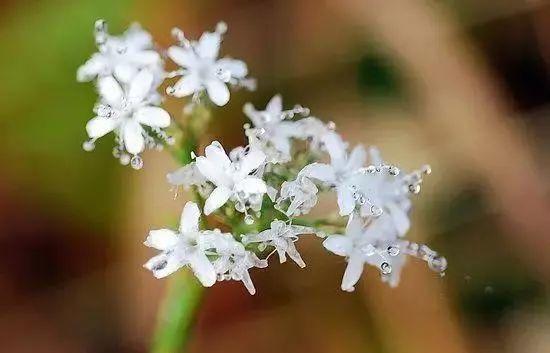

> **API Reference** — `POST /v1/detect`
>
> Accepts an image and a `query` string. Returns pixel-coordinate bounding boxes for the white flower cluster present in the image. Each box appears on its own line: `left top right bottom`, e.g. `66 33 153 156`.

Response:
78 20 254 169
79 20 446 295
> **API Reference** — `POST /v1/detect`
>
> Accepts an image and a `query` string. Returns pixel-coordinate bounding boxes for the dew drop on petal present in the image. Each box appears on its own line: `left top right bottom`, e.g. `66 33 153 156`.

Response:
370 205 383 217
380 262 392 275
82 140 95 152
428 255 448 273
387 246 400 257
119 154 131 166
130 155 143 170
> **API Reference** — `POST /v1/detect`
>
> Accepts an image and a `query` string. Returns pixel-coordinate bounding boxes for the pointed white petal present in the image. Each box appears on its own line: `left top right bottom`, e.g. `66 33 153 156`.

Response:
204 186 232 215
197 32 221 59
266 94 282 115
286 241 306 268
216 58 248 78
144 229 179 250
238 149 266 175
235 177 267 194
205 142 231 167
299 163 336 183
167 46 198 68
205 79 230 106
172 74 200 97
179 202 201 234
130 50 161 65
346 145 366 170
195 156 230 187
240 269 257 295
134 107 170 127
77 55 106 82
323 235 352 257
337 185 356 216
86 116 118 138
322 132 347 169
187 250 216 287
368 147 383 165
144 253 182 278
129 69 154 102
123 119 145 154
341 253 364 292
387 202 410 236
114 64 138 84
97 76 124 107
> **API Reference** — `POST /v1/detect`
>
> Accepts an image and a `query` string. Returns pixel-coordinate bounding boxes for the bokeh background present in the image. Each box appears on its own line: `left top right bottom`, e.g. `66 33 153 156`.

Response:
1 0 549 352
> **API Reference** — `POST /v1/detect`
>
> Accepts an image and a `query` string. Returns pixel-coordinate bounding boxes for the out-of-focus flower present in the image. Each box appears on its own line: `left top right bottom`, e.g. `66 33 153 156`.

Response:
77 20 163 85
167 163 212 198
166 22 254 106
242 220 314 268
83 70 172 169
143 202 217 286
195 141 267 215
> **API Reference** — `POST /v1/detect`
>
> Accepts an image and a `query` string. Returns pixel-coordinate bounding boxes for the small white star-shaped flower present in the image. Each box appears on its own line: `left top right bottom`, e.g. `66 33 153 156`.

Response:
242 220 314 268
77 20 163 85
167 22 253 106
143 202 217 286
195 141 267 215
84 69 171 166
275 176 319 217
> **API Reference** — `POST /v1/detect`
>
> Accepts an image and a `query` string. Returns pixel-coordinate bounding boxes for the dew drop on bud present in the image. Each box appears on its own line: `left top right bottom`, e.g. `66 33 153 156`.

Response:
244 214 254 225
82 140 95 152
130 155 143 170
428 255 448 273
380 262 392 275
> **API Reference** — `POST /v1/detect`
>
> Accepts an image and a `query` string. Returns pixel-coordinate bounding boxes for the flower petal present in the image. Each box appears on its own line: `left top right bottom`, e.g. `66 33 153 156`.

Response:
77 54 106 82
341 253 364 292
130 50 161 65
205 79 230 106
123 119 145 155
167 46 198 68
172 74 200 98
128 69 154 102
144 229 179 250
97 76 124 108
179 201 201 234
197 32 221 59
386 202 410 236
187 250 216 287
144 253 183 279
134 107 171 127
216 58 248 78
195 156 230 187
86 116 118 138
346 145 366 171
337 185 356 216
114 64 138 84
204 186 232 215
322 132 347 170
235 177 267 194
299 163 336 183
205 142 231 168
323 235 352 257
238 149 266 176
266 94 282 115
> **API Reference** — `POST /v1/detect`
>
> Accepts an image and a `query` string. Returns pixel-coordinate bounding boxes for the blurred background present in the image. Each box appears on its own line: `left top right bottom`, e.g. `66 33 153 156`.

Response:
1 0 549 352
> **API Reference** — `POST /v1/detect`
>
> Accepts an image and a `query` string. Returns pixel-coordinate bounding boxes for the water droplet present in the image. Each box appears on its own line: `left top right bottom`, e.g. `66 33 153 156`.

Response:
428 255 447 273
387 246 400 256
380 262 392 275
244 214 254 225
82 140 95 152
327 121 336 130
388 165 400 176
422 165 432 175
130 155 143 170
370 205 383 217
119 154 130 165
166 86 175 95
409 184 421 194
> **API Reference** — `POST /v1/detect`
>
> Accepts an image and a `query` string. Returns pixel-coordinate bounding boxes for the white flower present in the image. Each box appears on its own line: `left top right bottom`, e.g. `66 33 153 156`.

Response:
143 202 217 286
83 70 171 167
208 232 268 295
299 132 366 216
167 22 253 106
323 214 395 292
242 220 314 268
195 141 267 215
275 176 319 217
77 20 163 85
243 95 309 163
294 117 334 151
167 162 212 198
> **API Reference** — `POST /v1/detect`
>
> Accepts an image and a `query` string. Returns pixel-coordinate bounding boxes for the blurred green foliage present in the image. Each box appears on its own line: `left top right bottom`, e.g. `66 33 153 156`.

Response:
0 0 133 231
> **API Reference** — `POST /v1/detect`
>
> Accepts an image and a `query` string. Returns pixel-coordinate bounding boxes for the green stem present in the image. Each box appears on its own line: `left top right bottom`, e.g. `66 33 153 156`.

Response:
151 273 205 353
150 103 211 353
